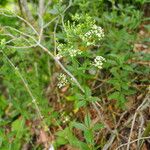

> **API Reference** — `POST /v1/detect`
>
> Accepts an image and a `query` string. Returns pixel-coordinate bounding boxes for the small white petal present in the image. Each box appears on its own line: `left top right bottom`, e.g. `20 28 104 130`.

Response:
49 144 55 150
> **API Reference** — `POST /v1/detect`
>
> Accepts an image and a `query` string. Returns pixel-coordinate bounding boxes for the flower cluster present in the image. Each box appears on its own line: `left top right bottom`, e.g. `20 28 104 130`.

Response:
57 43 82 58
68 46 82 57
57 73 68 88
82 25 104 46
92 56 106 69
56 14 105 58
56 43 64 59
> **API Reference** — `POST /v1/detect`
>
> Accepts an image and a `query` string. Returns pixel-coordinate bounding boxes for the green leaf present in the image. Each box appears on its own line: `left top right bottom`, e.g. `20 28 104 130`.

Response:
75 100 86 109
123 89 136 95
56 137 68 146
109 92 127 108
65 95 75 101
84 113 91 128
75 93 84 100
85 86 92 97
88 96 101 102
117 93 126 108
93 123 104 131
11 118 24 132
73 122 87 131
108 91 120 100
123 65 133 72
84 130 94 145
107 79 121 90
56 127 88 149
110 67 120 79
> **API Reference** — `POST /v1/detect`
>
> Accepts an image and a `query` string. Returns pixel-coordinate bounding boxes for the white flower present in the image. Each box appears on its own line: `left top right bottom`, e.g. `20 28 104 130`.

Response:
57 43 82 58
57 73 68 88
62 116 70 123
93 56 106 69
83 25 104 46
69 47 82 57
90 25 104 40
56 53 63 60
57 43 64 51
57 43 64 58
49 144 55 150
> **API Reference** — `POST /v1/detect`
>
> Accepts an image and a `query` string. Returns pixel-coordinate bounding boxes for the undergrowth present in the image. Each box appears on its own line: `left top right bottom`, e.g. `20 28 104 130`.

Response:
0 0 150 150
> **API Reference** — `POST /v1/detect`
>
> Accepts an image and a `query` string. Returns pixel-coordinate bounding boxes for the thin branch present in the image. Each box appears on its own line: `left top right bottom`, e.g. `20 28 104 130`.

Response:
38 14 44 43
137 113 145 149
3 26 36 41
4 36 33 46
43 16 59 29
44 0 52 13
43 0 72 29
1 50 52 136
102 134 116 150
116 136 150 150
0 9 39 36
0 33 15 38
39 0 45 17
53 19 59 55
126 94 150 150
92 102 114 133
1 10 84 93
17 0 25 17
38 0 45 42
62 0 72 13
126 112 137 150
92 102 118 150
60 14 67 32
7 44 38 49
16 13 39 36
37 43 85 93
19 0 34 23
5 37 21 44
